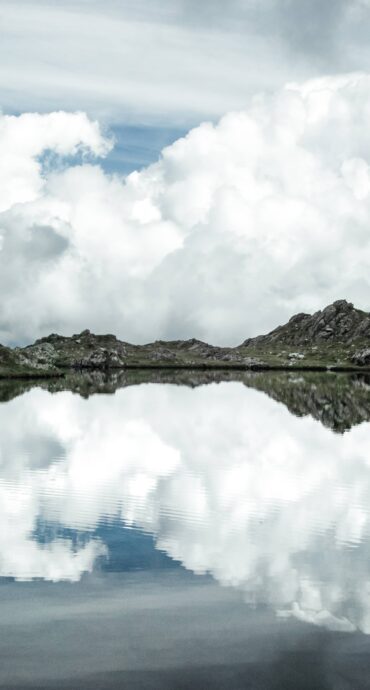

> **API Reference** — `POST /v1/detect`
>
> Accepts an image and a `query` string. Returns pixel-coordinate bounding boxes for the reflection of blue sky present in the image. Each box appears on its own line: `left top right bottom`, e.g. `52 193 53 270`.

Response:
1 382 370 634
34 519 183 573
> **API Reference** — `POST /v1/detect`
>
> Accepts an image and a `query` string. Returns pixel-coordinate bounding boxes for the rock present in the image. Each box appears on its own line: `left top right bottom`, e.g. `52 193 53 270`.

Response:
242 300 370 347
243 357 262 367
76 349 125 369
0 343 58 378
148 350 177 362
351 348 370 366
21 342 58 369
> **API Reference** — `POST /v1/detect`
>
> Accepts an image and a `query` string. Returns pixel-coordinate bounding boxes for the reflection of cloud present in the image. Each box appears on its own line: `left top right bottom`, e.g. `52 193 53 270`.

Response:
278 603 356 633
1 383 370 632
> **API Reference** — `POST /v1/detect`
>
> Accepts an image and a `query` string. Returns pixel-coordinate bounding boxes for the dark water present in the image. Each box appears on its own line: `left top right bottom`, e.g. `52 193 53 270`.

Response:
1 372 370 689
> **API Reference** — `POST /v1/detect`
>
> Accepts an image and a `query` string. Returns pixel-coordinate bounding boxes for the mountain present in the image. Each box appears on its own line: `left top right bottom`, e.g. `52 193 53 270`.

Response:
1 300 370 378
242 300 370 347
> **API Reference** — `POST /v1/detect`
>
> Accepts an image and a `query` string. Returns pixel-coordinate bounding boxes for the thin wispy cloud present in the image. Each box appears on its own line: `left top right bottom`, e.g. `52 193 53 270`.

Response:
3 0 368 125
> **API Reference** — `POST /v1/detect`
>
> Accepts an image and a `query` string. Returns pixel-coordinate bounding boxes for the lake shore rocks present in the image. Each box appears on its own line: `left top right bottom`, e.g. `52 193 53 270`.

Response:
351 348 370 367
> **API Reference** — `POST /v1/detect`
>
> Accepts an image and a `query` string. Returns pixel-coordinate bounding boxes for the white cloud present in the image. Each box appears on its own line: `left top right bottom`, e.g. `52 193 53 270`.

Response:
2 75 370 344
0 111 111 212
1 382 370 633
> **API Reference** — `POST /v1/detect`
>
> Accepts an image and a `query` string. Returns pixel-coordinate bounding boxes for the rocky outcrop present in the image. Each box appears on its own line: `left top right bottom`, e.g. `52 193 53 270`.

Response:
20 330 232 370
351 348 370 367
0 344 46 378
22 330 129 370
242 300 370 347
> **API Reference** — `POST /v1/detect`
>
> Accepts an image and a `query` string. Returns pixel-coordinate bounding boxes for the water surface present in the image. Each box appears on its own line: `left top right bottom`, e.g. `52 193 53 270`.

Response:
1 372 370 689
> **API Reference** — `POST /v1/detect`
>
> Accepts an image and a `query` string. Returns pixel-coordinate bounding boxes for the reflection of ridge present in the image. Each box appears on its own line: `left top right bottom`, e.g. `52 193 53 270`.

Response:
242 372 370 433
0 369 245 402
1 369 370 432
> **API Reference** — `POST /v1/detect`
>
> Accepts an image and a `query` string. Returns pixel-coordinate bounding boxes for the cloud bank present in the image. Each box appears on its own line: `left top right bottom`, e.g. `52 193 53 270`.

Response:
2 74 370 344
2 383 370 633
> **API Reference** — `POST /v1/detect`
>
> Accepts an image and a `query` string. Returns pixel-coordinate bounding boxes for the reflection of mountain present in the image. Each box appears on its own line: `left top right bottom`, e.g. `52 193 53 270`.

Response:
1 383 370 633
242 371 370 433
2 370 370 433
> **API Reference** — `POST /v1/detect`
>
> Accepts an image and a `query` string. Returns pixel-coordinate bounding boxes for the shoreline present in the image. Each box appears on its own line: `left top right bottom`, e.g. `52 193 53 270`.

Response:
1 362 370 380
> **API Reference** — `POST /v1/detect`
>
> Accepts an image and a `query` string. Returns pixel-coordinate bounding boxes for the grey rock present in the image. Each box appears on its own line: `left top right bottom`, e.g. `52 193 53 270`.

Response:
21 342 58 369
242 300 370 347
351 348 370 366
76 349 125 369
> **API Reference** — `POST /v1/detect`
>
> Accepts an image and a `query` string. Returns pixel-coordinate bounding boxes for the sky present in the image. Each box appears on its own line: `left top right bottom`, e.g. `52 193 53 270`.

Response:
1 0 370 344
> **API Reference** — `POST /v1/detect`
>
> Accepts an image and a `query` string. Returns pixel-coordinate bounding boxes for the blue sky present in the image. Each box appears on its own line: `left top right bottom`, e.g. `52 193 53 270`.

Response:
103 125 187 175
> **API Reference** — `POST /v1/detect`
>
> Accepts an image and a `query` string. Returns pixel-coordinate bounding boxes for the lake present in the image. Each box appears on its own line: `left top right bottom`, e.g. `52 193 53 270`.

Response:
1 371 370 689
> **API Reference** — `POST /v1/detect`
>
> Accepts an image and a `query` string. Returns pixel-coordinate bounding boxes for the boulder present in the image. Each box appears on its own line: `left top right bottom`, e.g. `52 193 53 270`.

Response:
351 348 370 367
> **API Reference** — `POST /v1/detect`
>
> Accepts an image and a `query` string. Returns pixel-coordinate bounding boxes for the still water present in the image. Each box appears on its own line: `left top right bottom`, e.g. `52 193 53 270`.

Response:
1 371 370 689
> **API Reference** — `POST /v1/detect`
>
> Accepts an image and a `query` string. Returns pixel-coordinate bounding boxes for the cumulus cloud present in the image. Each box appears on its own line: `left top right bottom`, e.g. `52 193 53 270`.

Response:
2 75 370 344
0 110 110 212
1 383 370 632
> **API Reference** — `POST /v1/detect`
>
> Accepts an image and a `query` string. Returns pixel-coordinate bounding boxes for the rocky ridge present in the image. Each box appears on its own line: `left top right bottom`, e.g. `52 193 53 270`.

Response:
1 300 370 378
243 300 370 347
